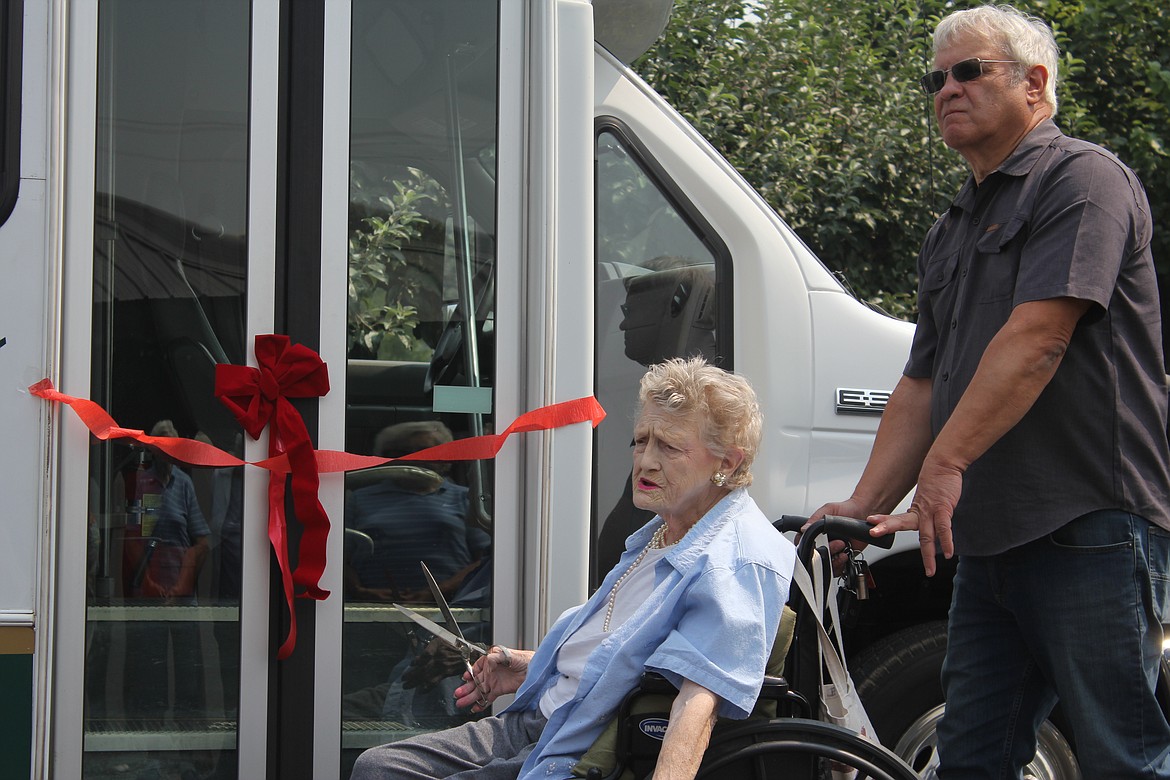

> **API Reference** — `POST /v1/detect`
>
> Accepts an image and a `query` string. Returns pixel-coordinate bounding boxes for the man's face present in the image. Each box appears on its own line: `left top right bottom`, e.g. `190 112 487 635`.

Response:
932 35 1034 158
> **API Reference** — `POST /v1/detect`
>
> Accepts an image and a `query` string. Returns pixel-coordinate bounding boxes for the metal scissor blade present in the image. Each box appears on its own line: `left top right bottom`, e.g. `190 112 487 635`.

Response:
420 561 468 642
392 603 486 657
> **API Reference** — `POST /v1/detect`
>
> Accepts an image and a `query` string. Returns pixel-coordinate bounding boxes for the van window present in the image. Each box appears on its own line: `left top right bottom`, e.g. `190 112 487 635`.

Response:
592 125 729 580
0 0 22 226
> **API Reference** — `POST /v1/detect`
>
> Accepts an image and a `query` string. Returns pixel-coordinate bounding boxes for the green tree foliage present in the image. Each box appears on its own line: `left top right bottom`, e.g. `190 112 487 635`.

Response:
348 166 448 360
635 0 1169 317
1045 0 1170 267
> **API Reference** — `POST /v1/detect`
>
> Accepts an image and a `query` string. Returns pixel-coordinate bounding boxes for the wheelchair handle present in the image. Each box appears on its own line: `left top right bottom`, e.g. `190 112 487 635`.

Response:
775 514 895 550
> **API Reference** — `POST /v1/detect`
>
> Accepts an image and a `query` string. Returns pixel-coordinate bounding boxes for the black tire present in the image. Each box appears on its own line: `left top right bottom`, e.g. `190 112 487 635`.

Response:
853 620 948 749
853 621 1081 778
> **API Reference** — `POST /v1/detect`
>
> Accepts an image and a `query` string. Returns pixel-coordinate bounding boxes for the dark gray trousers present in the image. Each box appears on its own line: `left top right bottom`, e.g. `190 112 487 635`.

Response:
350 709 549 780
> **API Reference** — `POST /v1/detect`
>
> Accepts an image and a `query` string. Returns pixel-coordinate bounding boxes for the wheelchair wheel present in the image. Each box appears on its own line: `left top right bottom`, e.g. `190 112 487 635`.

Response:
695 717 919 780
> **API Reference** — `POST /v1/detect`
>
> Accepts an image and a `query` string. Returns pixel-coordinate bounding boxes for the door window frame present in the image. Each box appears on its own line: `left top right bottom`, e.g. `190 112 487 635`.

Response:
590 117 734 589
593 117 733 363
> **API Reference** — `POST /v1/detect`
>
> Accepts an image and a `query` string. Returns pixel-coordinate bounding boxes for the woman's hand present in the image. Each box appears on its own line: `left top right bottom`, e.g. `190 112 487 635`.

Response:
453 645 534 713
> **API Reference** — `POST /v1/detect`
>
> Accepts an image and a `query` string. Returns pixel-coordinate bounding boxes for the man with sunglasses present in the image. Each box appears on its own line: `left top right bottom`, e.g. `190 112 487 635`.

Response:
815 4 1170 776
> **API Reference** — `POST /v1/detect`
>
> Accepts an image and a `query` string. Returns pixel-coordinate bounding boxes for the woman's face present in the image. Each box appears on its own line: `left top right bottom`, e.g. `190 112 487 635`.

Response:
631 404 728 528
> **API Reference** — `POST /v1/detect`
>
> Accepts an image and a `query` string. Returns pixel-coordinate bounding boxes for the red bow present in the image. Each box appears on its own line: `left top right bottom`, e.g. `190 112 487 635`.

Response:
216 335 331 659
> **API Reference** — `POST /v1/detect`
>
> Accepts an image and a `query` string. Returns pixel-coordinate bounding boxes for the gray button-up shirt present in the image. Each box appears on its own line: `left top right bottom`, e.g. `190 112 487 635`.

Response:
906 120 1170 555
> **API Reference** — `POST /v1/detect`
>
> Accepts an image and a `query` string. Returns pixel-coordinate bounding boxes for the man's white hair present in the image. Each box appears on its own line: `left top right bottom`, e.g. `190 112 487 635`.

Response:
934 4 1060 114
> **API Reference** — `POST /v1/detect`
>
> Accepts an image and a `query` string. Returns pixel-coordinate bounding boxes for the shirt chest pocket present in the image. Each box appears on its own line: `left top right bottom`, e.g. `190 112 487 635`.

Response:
922 251 959 294
972 216 1028 304
920 251 960 329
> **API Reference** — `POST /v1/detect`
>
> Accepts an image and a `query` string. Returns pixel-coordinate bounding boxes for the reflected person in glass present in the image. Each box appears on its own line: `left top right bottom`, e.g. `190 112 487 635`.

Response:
345 420 491 604
122 419 210 722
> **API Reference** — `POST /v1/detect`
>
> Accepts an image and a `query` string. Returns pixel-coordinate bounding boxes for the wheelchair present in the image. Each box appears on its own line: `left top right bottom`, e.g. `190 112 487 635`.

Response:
584 515 919 780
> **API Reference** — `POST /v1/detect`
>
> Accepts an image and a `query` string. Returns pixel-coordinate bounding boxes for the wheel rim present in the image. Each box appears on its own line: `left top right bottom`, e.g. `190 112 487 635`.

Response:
892 704 1082 780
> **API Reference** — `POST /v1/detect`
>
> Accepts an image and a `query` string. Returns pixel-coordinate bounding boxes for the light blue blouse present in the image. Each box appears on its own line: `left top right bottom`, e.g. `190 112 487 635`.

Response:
507 487 796 779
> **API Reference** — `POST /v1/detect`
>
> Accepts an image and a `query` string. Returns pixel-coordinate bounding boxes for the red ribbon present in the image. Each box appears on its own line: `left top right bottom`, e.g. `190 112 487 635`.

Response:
29 338 606 660
26 379 246 467
215 335 332 658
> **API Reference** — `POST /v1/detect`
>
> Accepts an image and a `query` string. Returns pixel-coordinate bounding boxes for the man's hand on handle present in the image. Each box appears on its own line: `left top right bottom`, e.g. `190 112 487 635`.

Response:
810 453 962 578
869 456 961 577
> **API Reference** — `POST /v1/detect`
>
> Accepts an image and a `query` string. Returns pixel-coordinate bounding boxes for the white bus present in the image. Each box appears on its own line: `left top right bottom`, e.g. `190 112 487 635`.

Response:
4 1 1072 777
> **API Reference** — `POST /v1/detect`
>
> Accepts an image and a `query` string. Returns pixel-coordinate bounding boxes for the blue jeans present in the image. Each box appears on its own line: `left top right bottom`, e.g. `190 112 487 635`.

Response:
938 510 1170 779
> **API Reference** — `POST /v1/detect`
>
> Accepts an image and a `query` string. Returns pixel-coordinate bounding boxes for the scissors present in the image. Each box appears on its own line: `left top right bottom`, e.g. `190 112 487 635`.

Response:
393 561 491 706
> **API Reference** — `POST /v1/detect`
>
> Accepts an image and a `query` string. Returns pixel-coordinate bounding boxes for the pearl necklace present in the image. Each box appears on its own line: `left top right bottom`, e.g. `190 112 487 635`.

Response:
603 524 676 631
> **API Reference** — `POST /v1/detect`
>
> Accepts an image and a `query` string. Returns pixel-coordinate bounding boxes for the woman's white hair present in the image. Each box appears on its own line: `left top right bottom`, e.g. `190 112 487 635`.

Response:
934 4 1060 114
638 357 762 489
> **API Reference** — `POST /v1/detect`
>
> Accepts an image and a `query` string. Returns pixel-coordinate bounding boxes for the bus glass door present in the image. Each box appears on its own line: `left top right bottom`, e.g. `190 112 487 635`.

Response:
81 1 250 777
337 1 499 773
69 1 503 777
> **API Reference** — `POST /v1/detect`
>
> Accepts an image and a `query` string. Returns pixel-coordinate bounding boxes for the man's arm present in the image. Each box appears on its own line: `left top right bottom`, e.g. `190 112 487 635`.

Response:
652 679 719 780
871 296 1090 573
849 374 936 516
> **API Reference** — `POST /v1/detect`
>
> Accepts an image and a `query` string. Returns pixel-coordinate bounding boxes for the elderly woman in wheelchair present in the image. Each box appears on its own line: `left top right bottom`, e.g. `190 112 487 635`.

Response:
350 357 795 780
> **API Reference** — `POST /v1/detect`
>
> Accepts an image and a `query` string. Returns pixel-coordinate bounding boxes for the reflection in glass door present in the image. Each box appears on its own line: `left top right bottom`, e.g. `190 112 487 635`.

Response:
340 2 499 776
84 2 249 777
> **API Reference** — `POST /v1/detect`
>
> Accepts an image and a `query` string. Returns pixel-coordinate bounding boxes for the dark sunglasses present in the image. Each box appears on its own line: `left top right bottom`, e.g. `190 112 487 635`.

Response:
920 58 1018 95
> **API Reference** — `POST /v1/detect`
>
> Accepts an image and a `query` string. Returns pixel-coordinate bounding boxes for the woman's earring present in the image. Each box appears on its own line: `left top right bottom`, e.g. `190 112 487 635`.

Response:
711 472 728 487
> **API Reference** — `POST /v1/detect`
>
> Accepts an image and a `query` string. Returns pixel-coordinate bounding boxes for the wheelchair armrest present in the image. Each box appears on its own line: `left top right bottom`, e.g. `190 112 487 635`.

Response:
755 675 812 719
759 675 787 691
